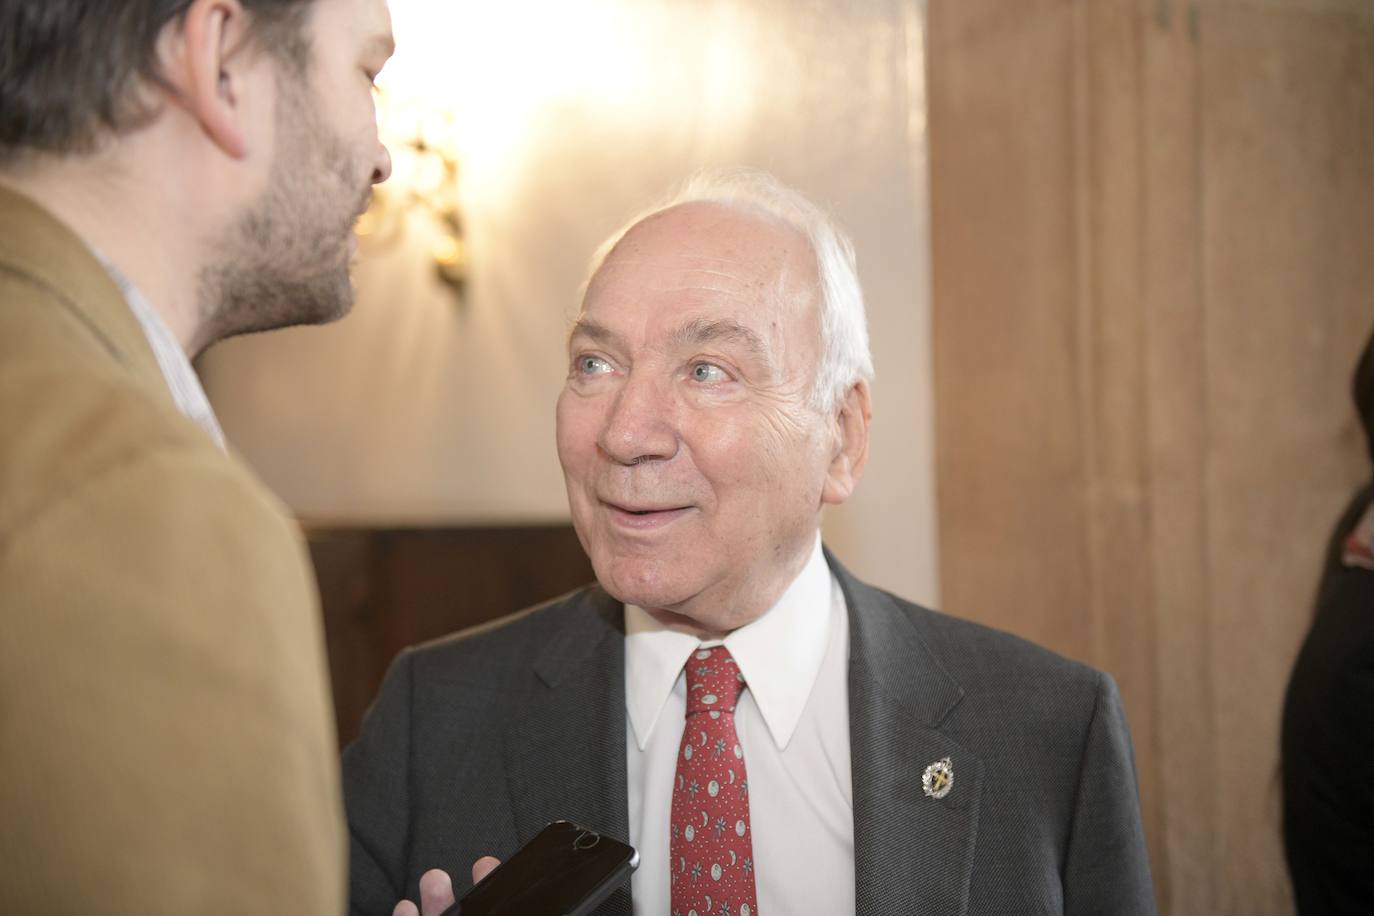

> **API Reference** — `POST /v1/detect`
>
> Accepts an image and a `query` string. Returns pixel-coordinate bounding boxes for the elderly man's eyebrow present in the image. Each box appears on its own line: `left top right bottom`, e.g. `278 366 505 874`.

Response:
567 317 619 347
672 318 768 357
568 317 773 369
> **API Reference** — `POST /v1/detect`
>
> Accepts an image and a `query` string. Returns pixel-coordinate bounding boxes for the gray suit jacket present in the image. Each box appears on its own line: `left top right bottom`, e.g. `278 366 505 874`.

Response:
344 551 1156 915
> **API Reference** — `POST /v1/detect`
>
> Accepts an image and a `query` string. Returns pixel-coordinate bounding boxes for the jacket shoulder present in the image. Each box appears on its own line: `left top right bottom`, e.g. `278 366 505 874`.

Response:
402 586 606 684
0 263 245 538
0 352 265 541
849 573 1105 694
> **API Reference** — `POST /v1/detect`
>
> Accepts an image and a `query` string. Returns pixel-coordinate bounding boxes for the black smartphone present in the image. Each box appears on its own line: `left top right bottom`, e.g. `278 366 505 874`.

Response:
439 820 639 916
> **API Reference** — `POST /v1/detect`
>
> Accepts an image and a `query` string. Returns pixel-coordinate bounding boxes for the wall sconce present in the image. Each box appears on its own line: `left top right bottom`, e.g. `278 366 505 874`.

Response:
355 89 467 296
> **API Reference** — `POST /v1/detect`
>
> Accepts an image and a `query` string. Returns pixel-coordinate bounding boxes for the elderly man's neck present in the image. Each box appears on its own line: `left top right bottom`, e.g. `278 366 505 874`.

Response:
643 607 735 642
0 145 212 357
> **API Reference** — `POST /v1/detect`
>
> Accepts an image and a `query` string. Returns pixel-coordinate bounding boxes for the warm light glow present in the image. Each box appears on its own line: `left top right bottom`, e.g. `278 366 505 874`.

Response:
376 0 759 185
379 1 623 175
362 0 766 295
433 235 465 266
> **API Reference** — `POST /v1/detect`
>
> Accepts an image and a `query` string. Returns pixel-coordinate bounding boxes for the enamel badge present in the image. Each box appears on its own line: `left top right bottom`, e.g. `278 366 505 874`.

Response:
922 757 954 799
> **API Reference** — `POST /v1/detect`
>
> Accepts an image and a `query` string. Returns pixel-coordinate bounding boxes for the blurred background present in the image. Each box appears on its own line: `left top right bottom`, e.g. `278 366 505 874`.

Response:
196 0 1374 913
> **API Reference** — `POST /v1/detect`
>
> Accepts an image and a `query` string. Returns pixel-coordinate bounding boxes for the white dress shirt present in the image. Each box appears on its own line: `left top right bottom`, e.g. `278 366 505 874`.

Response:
625 534 855 916
99 257 226 449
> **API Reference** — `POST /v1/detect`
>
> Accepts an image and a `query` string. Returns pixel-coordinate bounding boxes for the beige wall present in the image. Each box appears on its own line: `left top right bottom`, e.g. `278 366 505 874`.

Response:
199 1 940 607
929 0 1374 913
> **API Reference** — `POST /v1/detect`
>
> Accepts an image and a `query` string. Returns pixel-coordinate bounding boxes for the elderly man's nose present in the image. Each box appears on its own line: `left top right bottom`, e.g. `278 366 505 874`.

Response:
599 379 676 465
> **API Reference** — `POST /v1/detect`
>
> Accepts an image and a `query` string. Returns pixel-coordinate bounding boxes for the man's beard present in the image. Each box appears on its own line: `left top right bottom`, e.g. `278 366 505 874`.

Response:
196 83 369 350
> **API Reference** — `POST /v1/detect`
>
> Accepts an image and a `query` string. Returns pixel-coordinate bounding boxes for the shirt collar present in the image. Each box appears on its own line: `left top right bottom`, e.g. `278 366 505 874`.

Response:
625 533 832 752
97 257 226 450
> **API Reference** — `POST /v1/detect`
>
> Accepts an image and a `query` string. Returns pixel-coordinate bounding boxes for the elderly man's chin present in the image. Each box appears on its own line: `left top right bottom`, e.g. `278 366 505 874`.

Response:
589 554 744 637
595 556 683 609
595 554 703 616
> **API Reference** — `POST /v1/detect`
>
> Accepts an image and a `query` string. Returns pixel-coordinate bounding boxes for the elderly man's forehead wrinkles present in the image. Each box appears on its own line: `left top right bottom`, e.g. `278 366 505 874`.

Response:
603 242 781 270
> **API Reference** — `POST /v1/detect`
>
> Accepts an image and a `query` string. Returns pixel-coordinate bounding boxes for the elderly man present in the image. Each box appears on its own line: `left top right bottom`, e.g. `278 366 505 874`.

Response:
344 172 1157 916
0 0 392 912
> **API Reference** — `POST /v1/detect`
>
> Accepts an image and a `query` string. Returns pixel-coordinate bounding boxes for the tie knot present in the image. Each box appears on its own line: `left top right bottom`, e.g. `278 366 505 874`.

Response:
684 645 746 716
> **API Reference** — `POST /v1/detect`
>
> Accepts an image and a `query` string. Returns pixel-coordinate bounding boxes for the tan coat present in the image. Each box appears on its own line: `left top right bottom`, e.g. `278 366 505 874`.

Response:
0 185 345 913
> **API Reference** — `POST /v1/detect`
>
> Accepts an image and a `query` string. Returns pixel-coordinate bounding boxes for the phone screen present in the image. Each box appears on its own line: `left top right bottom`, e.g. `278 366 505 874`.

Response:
441 820 639 916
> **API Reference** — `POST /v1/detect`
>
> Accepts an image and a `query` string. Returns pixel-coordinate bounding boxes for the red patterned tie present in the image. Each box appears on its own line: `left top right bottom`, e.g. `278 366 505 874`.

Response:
670 646 759 916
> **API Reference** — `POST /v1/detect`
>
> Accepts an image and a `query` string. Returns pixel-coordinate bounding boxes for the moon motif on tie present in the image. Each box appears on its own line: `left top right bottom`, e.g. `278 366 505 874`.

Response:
701 811 709 827
705 896 713 911
728 769 736 784
729 850 737 865
699 731 708 747
677 774 684 789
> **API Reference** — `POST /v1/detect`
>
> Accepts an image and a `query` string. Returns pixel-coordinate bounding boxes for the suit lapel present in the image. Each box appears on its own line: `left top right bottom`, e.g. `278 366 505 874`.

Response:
831 552 982 916
504 587 633 916
0 185 173 401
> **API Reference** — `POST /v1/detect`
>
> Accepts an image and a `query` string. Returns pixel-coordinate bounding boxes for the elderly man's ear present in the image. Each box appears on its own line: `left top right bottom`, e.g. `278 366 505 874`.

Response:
821 381 872 506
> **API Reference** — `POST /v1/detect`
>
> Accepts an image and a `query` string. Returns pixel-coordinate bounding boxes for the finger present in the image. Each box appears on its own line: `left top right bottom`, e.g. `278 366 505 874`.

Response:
418 868 455 916
392 902 419 916
472 855 501 884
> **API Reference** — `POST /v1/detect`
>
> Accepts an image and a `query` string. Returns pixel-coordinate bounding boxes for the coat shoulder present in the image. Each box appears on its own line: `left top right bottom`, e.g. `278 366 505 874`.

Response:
403 586 609 685
0 271 249 538
837 565 1113 749
848 573 1106 695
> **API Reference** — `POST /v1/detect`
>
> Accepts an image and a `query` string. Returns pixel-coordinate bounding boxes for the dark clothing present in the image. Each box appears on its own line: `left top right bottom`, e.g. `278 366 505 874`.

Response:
1281 326 1374 914
1281 484 1374 914
343 551 1157 916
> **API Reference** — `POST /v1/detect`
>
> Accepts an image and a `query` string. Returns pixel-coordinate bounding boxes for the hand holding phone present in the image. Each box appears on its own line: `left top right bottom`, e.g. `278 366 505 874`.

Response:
439 820 639 916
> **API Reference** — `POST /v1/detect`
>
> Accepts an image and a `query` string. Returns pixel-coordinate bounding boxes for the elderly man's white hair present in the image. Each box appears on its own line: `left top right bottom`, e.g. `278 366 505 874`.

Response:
583 169 875 414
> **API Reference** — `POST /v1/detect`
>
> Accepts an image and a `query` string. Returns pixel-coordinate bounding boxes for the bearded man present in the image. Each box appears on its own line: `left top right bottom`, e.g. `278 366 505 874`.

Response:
344 172 1158 916
0 0 394 912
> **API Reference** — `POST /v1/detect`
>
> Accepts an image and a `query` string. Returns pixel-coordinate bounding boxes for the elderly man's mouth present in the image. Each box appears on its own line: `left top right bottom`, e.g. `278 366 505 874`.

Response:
604 502 694 530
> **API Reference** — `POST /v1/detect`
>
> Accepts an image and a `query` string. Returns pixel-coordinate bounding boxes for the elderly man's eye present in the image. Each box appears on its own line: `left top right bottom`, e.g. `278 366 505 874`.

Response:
690 362 728 383
576 355 611 375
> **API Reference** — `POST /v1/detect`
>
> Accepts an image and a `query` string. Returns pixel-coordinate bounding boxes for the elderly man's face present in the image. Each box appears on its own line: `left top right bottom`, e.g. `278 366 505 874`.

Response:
556 202 863 635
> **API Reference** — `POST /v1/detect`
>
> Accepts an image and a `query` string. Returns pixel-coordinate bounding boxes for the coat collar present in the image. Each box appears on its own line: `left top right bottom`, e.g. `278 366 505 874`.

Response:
830 548 982 916
504 587 633 916
0 184 170 403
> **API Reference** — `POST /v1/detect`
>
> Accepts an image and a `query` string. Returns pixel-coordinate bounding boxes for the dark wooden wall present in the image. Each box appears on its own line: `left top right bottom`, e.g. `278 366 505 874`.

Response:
307 525 595 747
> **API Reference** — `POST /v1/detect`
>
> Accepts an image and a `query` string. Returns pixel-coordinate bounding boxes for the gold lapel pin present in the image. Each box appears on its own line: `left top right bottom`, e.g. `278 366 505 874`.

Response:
922 757 954 799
